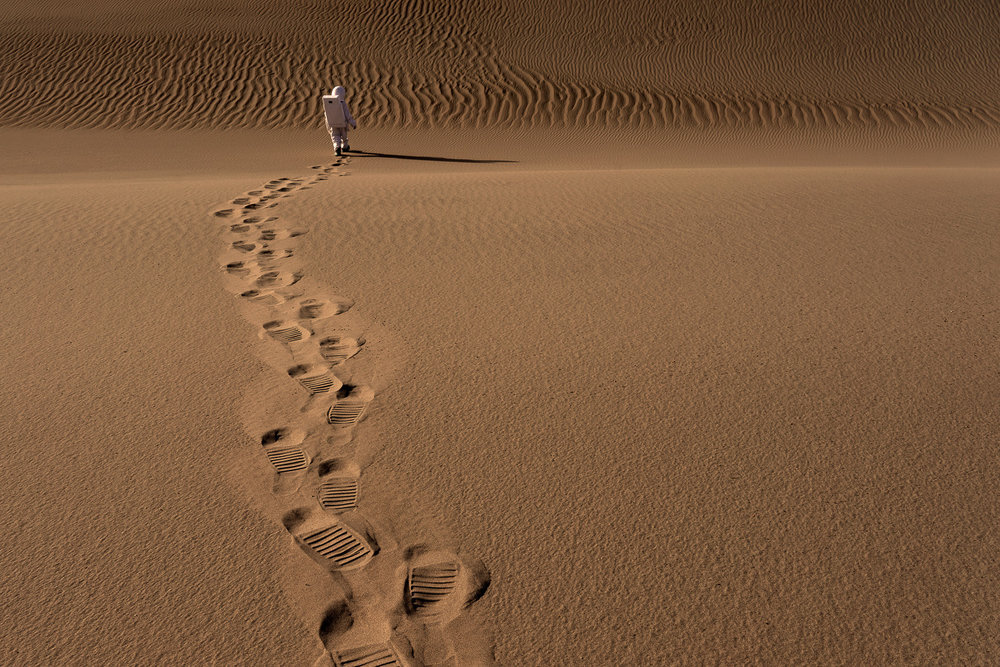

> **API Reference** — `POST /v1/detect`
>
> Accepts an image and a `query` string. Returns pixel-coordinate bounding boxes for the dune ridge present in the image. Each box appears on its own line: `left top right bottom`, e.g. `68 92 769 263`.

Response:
2 0 999 136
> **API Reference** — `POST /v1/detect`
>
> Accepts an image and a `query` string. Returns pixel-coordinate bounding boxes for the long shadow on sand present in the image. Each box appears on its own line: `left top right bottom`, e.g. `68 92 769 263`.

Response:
347 150 516 164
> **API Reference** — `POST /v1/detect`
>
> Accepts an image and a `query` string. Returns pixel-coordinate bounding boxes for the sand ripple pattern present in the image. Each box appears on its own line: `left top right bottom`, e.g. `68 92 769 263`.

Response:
2 0 999 132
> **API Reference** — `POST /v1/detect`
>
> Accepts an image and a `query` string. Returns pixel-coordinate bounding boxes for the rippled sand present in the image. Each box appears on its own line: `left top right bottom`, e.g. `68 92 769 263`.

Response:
2 1 999 135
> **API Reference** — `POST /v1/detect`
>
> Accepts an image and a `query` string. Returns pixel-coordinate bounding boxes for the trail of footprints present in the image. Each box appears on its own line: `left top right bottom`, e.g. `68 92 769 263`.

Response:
212 161 490 666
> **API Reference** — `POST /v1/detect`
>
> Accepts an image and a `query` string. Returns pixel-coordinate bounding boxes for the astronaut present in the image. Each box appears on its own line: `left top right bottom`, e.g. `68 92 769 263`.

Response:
323 86 357 156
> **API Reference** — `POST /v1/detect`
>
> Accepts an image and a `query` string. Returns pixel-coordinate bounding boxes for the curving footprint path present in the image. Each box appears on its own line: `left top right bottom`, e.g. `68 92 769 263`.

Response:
210 160 492 665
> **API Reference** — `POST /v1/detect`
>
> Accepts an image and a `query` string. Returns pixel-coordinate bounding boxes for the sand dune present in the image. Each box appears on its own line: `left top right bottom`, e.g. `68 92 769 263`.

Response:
2 0 999 664
2 1 999 133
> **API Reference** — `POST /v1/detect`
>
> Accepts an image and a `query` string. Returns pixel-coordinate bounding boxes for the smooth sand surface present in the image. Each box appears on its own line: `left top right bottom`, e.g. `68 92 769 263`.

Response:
2 1 999 664
0 177 319 663
291 165 1000 663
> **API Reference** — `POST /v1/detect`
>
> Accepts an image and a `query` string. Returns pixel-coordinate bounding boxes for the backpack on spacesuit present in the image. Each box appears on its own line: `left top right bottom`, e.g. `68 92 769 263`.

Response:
323 86 355 129
323 95 348 128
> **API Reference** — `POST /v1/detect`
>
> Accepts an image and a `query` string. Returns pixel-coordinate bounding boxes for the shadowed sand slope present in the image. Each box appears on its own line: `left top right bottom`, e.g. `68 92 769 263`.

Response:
2 0 999 134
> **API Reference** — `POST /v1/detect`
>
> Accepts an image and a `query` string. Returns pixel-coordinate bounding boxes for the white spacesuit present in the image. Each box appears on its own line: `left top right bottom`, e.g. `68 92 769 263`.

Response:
323 86 356 156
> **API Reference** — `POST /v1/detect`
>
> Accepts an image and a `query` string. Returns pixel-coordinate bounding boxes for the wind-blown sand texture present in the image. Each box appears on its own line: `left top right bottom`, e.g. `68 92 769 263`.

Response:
3 0 1000 136
2 0 999 664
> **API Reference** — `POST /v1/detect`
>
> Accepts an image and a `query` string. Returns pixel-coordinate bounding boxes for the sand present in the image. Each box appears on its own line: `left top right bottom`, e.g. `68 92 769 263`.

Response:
2 1 999 664
3 1 1000 134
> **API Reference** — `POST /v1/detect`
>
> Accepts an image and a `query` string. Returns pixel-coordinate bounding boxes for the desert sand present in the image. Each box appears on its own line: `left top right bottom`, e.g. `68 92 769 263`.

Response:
1 1 999 665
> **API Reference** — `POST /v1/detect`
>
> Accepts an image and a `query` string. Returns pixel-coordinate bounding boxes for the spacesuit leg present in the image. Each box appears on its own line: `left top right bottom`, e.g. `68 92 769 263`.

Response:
330 127 344 156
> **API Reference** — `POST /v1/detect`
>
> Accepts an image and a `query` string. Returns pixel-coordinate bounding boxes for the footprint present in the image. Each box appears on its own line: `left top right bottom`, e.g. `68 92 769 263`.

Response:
319 335 365 364
317 599 354 654
214 209 235 217
404 548 491 622
229 223 253 235
406 558 461 625
326 385 374 427
224 260 256 277
399 548 491 664
264 443 310 474
263 319 311 344
255 270 303 289
240 288 289 306
255 255 295 274
262 428 310 495
319 476 360 514
248 190 263 195
231 240 257 253
262 425 306 446
331 643 404 667
315 461 361 514
232 197 250 205
299 297 351 320
291 512 375 572
256 248 295 264
259 228 306 242
288 363 342 395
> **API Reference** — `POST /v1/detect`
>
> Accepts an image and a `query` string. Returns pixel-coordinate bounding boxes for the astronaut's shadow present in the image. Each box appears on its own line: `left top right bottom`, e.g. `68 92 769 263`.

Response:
346 149 516 164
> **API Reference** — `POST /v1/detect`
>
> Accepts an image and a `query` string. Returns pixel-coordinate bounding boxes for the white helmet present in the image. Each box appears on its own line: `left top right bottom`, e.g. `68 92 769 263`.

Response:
332 86 346 98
